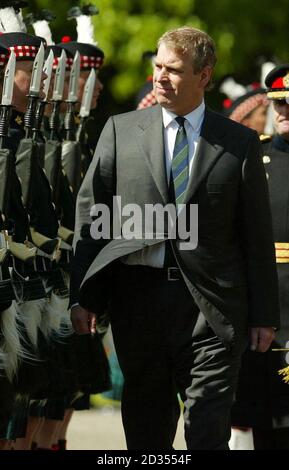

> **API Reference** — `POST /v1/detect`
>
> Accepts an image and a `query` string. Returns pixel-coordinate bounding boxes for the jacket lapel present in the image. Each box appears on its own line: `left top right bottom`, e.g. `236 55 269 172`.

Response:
134 106 226 206
136 105 169 204
183 108 225 205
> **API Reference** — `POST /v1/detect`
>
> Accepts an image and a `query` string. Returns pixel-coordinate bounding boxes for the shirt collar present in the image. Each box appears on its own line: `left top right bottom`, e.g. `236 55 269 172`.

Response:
162 100 205 132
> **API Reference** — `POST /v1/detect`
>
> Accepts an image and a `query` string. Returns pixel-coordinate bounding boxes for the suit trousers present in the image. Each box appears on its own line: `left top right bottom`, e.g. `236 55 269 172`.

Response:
110 263 244 450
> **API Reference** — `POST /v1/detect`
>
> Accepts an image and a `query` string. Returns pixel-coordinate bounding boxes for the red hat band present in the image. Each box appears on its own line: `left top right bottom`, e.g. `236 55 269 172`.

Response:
80 55 103 70
8 45 38 59
52 56 73 71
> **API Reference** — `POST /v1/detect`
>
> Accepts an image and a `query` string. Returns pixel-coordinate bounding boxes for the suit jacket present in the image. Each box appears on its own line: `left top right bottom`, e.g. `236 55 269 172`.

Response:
70 105 280 349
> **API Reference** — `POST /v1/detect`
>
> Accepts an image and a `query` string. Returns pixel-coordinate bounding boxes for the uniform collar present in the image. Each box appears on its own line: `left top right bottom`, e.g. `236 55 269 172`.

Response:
273 134 289 153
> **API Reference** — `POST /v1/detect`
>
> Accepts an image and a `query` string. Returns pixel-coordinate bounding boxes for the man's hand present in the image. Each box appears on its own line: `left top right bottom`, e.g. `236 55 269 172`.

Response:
249 327 275 352
71 305 97 335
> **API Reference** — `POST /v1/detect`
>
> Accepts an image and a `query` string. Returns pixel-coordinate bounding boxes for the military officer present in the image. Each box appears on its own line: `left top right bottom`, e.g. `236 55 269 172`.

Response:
231 65 289 449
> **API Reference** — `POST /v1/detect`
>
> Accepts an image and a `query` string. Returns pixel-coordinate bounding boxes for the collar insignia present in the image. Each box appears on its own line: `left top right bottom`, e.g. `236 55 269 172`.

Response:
15 115 23 126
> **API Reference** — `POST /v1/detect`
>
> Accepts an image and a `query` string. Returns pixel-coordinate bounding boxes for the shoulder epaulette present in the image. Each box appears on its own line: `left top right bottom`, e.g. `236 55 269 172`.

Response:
259 134 272 142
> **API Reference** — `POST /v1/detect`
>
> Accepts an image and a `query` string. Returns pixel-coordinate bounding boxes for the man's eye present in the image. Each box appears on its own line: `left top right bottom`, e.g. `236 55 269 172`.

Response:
168 68 181 74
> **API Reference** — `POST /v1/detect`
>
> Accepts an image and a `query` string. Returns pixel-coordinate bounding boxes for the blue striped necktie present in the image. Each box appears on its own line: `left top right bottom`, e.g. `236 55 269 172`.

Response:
171 116 189 207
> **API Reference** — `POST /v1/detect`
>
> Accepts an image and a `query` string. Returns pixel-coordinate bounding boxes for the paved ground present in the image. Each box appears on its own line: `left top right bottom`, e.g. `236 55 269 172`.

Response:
67 407 186 450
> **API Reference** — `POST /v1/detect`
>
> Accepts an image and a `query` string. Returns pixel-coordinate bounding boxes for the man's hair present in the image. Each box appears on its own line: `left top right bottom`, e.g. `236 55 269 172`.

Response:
157 26 217 90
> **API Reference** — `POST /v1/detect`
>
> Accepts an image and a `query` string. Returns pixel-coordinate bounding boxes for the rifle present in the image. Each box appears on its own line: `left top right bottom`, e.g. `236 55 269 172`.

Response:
49 49 66 141
15 42 59 259
76 68 96 176
43 49 75 235
62 51 83 197
41 49 62 203
0 51 15 217
0 49 45 383
76 68 96 143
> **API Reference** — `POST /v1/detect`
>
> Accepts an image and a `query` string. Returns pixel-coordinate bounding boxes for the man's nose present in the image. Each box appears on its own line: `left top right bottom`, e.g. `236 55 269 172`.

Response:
160 67 170 81
154 65 168 81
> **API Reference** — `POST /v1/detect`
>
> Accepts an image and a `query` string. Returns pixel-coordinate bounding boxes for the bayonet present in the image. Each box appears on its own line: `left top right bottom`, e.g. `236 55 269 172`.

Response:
49 50 67 141
0 51 16 148
43 49 54 101
31 49 53 142
67 51 80 103
0 51 15 226
52 49 66 101
31 49 54 141
79 68 96 118
24 42 46 138
76 69 96 142
1 51 16 106
29 42 45 97
64 52 80 140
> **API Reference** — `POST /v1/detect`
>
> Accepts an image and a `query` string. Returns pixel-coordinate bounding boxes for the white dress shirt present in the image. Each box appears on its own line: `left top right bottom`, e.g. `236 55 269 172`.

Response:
123 101 205 267
162 101 205 184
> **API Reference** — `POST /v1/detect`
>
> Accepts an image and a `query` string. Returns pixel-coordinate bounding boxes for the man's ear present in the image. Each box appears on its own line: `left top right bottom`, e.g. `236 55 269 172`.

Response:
199 66 213 88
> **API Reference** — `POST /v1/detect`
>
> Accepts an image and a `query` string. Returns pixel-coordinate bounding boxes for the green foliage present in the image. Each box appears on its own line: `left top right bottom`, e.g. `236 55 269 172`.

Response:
25 0 289 106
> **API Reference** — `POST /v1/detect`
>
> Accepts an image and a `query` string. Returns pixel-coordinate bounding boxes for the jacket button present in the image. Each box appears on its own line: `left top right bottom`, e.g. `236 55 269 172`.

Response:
263 155 271 164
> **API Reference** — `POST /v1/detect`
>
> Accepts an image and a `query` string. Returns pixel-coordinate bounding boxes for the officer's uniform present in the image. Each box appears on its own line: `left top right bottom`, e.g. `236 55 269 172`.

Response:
231 65 289 449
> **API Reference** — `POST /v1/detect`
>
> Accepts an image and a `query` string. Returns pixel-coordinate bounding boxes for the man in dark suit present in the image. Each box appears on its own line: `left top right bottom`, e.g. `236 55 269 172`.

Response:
70 26 280 450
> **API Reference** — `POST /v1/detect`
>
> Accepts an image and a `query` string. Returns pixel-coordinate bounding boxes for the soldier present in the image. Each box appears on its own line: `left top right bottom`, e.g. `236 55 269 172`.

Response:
0 42 16 451
59 40 104 164
0 29 81 452
59 41 104 112
231 65 289 449
54 38 109 450
0 7 99 452
0 32 47 158
0 30 48 450
63 3 104 129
